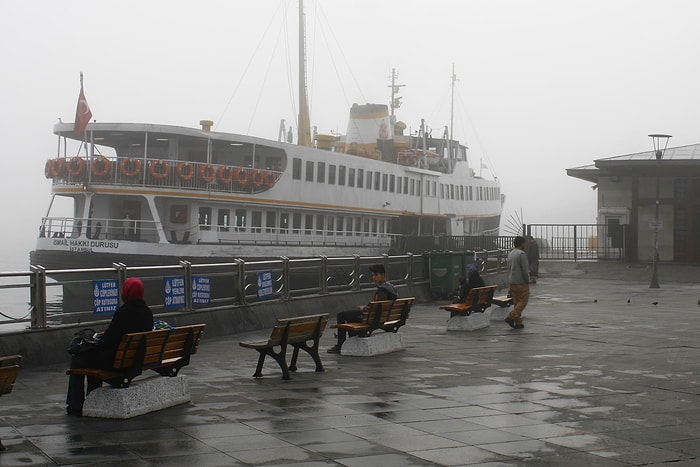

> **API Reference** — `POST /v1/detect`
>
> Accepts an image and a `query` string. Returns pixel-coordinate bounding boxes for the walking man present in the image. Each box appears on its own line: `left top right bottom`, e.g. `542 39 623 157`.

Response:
505 236 530 329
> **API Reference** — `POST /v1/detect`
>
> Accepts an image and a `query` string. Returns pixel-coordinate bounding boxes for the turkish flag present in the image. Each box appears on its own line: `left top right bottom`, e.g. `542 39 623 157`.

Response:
74 86 92 136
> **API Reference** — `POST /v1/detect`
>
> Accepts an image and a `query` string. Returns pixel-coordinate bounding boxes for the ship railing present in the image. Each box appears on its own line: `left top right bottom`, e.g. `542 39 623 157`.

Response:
6 250 506 331
49 155 282 195
39 217 161 244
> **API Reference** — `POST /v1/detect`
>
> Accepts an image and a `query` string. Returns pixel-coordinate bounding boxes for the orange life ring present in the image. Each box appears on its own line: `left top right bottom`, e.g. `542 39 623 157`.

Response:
148 159 170 180
120 157 142 177
217 165 234 184
91 156 111 177
251 169 265 188
264 171 276 188
198 164 215 183
175 161 194 181
233 167 249 187
66 157 86 177
51 158 66 178
44 159 54 179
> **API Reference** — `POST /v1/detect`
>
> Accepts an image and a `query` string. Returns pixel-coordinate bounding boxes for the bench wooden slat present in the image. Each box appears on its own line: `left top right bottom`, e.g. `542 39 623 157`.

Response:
239 313 329 380
492 295 513 307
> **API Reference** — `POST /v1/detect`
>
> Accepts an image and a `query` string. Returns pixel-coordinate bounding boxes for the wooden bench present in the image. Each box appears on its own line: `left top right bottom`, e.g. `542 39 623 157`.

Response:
0 355 21 451
439 285 497 317
492 295 513 307
331 297 416 337
66 324 205 388
240 313 329 380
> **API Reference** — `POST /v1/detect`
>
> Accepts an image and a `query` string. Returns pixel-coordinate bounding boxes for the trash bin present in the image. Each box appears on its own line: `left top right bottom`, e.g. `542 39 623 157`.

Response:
428 252 464 300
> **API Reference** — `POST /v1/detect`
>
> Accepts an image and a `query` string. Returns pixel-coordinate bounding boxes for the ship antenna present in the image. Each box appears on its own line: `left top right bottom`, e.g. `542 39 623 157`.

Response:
297 0 312 147
388 68 405 118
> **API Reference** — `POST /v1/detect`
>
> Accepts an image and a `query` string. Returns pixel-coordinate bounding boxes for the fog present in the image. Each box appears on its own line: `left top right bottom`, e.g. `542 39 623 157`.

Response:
2 0 699 268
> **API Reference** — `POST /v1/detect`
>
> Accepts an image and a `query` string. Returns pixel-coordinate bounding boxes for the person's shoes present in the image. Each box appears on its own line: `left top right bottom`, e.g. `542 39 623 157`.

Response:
327 345 341 354
0 440 5 451
504 317 516 329
66 406 82 417
514 323 525 329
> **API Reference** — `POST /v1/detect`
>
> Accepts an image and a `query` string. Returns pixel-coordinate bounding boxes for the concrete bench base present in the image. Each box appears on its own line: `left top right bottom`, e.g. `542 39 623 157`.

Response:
82 375 191 419
489 307 510 321
447 312 490 331
341 332 403 356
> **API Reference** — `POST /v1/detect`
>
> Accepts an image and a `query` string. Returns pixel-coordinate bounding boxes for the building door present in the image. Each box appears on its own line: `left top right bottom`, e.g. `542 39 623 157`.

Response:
673 178 700 262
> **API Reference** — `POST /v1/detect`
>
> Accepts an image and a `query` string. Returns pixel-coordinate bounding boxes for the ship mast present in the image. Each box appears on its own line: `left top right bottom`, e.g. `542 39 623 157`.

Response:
448 64 456 171
297 0 312 147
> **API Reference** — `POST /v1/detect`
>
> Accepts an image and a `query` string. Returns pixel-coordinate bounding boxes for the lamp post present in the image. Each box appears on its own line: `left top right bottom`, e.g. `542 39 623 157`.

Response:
648 134 671 289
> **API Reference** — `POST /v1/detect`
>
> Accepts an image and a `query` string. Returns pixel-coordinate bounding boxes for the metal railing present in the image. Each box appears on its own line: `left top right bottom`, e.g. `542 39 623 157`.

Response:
524 224 626 260
0 250 508 332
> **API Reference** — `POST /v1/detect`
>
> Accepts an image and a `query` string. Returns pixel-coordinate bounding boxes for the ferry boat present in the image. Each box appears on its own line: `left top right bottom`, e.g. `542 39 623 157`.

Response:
30 9 502 271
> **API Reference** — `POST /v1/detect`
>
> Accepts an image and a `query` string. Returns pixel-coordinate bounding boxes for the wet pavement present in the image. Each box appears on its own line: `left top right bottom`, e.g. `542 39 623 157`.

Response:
3 265 700 466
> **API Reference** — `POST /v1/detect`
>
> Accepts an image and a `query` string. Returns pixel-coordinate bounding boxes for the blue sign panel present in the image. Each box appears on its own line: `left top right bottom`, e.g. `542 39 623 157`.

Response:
164 276 186 308
192 275 211 305
93 279 119 314
257 270 273 299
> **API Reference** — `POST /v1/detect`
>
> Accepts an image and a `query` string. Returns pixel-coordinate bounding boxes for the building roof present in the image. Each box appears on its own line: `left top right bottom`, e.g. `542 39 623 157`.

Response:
567 142 700 183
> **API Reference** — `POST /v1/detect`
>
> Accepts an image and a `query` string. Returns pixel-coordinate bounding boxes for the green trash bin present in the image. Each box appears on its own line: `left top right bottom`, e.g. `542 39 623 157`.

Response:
429 252 463 300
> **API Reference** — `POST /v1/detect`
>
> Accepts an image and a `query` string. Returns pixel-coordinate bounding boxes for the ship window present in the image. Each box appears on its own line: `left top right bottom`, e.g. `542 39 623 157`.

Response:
218 209 230 232
265 211 276 233
251 211 262 233
198 207 212 231
460 186 464 200
355 217 362 236
304 214 313 235
327 216 334 236
380 219 386 235
328 165 336 184
451 184 455 199
382 173 388 191
416 179 421 196
357 168 364 188
348 168 355 187
305 161 314 181
235 209 246 232
365 171 372 189
317 162 326 183
374 172 381 190
266 157 282 171
316 214 324 235
345 217 353 235
371 218 378 236
292 213 301 234
389 174 395 192
396 176 402 194
280 212 289 234
404 176 409 194
292 158 301 179
338 165 346 186
432 181 437 197
468 186 473 200
364 218 370 236
410 179 415 196
336 216 343 235
170 205 188 224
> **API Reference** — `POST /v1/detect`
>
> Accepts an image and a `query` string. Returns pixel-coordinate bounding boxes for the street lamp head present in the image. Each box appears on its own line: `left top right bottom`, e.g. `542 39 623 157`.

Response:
648 134 672 161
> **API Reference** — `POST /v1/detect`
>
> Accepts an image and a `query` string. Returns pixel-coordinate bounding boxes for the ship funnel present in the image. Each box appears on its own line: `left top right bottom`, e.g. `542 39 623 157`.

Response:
344 103 393 160
199 120 214 132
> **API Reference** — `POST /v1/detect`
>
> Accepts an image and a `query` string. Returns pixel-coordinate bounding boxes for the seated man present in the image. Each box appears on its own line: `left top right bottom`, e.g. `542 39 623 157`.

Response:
327 264 398 353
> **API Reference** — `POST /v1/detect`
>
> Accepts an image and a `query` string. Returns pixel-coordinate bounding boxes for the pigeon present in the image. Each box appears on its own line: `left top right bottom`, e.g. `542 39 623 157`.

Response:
652 302 659 305
627 299 630 304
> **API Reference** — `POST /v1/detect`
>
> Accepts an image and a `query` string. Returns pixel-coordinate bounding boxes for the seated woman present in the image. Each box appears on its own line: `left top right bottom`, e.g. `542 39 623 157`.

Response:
456 263 486 303
65 278 154 416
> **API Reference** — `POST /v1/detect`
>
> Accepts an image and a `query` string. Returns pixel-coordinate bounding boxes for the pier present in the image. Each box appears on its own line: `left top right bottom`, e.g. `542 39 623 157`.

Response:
2 261 700 464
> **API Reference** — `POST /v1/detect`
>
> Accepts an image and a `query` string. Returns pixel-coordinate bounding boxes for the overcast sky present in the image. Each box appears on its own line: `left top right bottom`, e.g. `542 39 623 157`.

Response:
1 0 699 267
